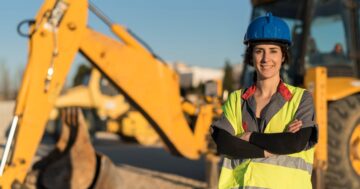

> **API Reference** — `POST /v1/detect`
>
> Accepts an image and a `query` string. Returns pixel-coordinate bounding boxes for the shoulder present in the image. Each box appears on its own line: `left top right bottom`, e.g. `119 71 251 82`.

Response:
301 90 313 99
300 90 314 105
284 83 306 94
227 89 242 101
283 83 313 104
287 84 313 101
223 90 243 111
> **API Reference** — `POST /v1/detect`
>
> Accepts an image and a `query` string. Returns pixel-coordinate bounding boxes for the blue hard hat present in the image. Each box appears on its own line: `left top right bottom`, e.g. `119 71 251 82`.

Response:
244 12 291 45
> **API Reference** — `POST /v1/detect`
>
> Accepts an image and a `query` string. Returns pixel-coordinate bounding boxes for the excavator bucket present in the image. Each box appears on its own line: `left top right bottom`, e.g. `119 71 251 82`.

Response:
92 154 122 189
26 108 120 189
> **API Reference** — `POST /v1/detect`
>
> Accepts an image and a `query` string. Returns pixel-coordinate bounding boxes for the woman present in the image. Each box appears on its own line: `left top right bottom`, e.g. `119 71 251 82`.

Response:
211 13 318 189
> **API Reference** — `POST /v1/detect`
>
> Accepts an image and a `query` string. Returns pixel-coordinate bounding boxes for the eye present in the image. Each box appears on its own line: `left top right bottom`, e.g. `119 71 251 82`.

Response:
270 49 279 53
254 49 263 54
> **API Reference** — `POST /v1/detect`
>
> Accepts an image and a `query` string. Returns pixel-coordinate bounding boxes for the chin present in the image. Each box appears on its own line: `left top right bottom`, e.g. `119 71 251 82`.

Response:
258 73 278 80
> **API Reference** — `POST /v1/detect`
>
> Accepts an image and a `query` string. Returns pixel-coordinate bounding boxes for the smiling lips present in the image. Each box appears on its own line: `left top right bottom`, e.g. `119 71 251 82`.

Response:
260 64 275 70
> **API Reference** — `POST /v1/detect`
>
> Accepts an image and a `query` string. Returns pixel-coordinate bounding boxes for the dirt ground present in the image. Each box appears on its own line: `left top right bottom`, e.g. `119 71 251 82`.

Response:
0 101 209 189
116 165 206 189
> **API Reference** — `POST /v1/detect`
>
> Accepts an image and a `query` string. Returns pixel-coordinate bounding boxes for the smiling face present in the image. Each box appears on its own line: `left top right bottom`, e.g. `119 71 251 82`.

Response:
252 44 284 80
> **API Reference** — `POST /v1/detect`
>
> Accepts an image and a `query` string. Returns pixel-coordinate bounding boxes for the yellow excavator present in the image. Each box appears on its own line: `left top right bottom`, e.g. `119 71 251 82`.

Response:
242 0 360 188
49 66 223 146
49 67 160 146
0 0 221 188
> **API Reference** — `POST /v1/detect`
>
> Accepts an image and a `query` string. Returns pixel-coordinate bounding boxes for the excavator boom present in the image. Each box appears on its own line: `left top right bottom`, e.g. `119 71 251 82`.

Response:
79 28 212 157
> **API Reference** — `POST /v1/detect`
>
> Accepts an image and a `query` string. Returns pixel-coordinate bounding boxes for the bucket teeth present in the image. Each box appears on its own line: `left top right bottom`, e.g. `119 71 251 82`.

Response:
31 108 96 188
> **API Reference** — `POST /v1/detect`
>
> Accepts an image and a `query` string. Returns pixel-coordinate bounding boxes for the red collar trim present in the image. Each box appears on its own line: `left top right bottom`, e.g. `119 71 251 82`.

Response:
277 81 293 101
241 81 293 101
241 84 256 100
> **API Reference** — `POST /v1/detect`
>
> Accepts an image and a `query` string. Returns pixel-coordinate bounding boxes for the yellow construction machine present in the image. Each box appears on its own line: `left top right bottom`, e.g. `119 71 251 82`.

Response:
242 0 360 188
0 0 221 188
49 66 223 146
49 67 160 146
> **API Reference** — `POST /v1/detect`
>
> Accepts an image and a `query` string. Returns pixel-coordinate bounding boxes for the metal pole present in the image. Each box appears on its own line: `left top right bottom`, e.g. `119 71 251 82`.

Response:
88 1 113 27
0 116 19 176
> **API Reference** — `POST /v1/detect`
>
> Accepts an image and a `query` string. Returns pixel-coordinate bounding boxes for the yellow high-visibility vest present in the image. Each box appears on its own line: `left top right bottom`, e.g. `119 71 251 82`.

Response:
219 84 314 189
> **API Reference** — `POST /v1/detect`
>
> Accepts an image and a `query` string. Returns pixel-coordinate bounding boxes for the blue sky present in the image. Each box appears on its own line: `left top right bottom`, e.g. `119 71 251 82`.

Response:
0 0 252 86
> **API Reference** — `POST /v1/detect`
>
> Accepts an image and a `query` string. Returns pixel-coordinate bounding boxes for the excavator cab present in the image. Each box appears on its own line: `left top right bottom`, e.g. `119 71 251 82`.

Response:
242 0 360 188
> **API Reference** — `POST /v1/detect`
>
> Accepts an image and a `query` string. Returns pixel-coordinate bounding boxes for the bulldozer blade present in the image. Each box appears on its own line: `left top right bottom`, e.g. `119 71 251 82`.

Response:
28 108 122 189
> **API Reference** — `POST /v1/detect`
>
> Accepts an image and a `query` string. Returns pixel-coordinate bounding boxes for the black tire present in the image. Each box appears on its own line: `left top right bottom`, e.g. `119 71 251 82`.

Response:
326 94 360 189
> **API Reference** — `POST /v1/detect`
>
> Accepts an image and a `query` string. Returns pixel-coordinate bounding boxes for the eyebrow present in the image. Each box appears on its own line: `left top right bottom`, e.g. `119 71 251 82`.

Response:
254 47 281 50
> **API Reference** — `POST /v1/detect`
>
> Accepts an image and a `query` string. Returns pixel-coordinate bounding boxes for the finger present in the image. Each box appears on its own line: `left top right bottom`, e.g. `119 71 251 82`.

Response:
293 122 303 129
288 122 301 130
68 107 72 126
77 108 83 123
67 108 72 126
69 107 74 126
287 120 303 132
291 120 302 125
60 108 65 123
60 108 68 127
240 133 246 140
288 123 301 132
290 122 302 129
288 126 295 132
288 127 297 133
291 119 299 124
73 107 78 126
288 121 300 128
64 108 68 126
289 124 302 133
290 121 303 128
290 127 300 133
71 107 78 126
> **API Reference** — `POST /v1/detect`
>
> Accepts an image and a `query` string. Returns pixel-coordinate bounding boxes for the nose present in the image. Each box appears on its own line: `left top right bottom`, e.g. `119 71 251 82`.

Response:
261 51 270 63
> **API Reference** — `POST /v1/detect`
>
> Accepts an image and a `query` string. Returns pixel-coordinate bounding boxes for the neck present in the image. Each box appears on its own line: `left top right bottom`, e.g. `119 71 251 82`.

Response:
255 76 280 98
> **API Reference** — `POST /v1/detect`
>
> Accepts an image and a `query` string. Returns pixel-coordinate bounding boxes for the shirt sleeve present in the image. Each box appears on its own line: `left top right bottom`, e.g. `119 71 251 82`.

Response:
211 114 236 136
293 90 318 149
249 90 318 153
211 127 265 158
249 127 314 154
295 91 316 128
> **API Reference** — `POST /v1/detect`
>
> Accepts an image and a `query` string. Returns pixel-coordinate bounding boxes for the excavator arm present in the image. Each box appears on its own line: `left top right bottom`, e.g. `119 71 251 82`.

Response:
0 0 214 187
79 27 213 157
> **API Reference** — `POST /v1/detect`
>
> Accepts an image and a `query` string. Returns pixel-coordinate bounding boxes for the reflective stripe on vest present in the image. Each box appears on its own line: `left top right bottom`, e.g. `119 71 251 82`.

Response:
222 155 313 175
230 187 269 189
219 84 314 189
